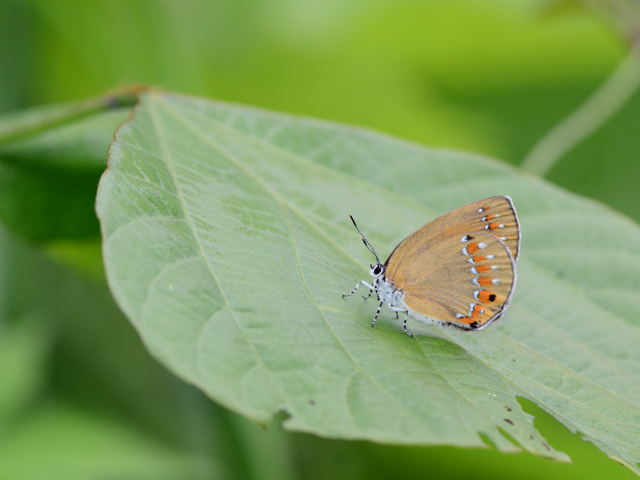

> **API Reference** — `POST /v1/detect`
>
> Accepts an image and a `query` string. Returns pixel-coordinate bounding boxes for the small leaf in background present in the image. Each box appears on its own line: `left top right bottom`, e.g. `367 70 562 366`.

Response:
0 98 133 279
97 92 640 474
0 160 102 241
0 87 139 244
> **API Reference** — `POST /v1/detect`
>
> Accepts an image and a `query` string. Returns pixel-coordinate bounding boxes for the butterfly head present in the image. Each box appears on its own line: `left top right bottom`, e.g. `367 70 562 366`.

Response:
370 262 384 279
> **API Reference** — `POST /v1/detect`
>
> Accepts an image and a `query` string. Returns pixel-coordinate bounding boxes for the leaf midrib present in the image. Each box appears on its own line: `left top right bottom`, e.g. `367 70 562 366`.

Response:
147 97 291 421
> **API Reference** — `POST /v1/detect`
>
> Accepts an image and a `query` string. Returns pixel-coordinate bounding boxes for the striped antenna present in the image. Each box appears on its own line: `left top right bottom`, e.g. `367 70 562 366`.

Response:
349 215 381 265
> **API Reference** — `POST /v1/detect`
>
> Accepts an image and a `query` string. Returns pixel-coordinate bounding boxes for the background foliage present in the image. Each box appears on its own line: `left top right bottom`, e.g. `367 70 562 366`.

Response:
1 0 639 479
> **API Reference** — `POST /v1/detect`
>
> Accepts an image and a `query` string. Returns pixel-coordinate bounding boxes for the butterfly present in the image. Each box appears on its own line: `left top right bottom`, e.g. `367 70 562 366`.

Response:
343 196 520 337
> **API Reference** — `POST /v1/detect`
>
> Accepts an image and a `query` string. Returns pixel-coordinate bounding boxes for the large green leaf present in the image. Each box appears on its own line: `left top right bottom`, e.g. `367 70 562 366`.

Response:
97 92 640 473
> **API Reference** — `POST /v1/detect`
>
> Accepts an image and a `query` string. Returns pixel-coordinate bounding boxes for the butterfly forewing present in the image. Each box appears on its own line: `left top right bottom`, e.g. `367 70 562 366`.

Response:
384 196 520 283
394 232 516 330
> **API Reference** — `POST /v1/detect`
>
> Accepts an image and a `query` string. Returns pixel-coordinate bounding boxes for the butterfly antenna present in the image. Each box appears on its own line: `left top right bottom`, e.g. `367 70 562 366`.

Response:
349 215 381 264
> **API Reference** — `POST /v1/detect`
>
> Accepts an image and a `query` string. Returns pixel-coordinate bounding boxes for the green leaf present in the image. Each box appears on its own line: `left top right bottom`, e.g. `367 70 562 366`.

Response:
0 103 131 242
0 108 131 172
96 91 640 472
0 161 102 241
0 90 137 147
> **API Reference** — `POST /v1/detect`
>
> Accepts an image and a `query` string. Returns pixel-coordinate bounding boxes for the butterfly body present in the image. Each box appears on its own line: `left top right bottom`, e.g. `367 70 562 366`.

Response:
344 196 520 337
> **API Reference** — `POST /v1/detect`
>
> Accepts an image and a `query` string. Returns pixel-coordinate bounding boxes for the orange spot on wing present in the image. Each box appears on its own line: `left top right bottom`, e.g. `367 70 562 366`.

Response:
485 214 497 220
478 290 495 304
472 255 486 263
488 223 501 231
459 316 475 325
480 205 490 213
478 276 493 287
475 265 491 273
467 243 479 254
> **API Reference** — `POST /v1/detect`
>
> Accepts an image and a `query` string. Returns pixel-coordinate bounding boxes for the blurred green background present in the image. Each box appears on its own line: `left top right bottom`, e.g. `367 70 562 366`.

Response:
1 0 638 479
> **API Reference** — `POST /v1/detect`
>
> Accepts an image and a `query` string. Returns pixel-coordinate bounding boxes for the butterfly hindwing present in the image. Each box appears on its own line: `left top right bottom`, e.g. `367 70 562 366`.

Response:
396 231 516 330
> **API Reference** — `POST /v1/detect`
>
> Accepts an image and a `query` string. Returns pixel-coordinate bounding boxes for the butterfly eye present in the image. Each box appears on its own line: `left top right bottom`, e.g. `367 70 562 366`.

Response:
373 265 382 275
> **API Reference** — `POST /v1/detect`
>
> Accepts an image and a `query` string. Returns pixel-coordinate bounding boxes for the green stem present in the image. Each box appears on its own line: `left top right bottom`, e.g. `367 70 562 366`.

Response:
520 50 640 176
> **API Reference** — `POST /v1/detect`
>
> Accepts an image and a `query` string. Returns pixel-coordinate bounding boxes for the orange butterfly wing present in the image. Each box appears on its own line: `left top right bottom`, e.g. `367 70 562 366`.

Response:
384 196 519 283
398 232 516 329
384 196 519 330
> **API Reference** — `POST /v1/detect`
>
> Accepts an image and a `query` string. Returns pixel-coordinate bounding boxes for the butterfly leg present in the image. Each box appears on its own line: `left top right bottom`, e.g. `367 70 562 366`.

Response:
389 305 413 338
343 281 374 299
371 300 384 328
402 310 413 338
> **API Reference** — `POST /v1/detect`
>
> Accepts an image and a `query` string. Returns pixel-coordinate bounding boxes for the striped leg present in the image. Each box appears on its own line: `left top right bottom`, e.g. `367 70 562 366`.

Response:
371 300 384 328
343 281 374 299
389 305 413 338
402 310 413 338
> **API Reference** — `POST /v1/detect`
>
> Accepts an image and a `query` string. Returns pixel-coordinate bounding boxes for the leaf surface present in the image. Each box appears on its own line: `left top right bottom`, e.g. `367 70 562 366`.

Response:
97 92 640 471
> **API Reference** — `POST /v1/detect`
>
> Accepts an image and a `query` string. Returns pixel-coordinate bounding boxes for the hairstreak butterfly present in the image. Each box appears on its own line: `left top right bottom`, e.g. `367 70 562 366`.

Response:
343 196 520 337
